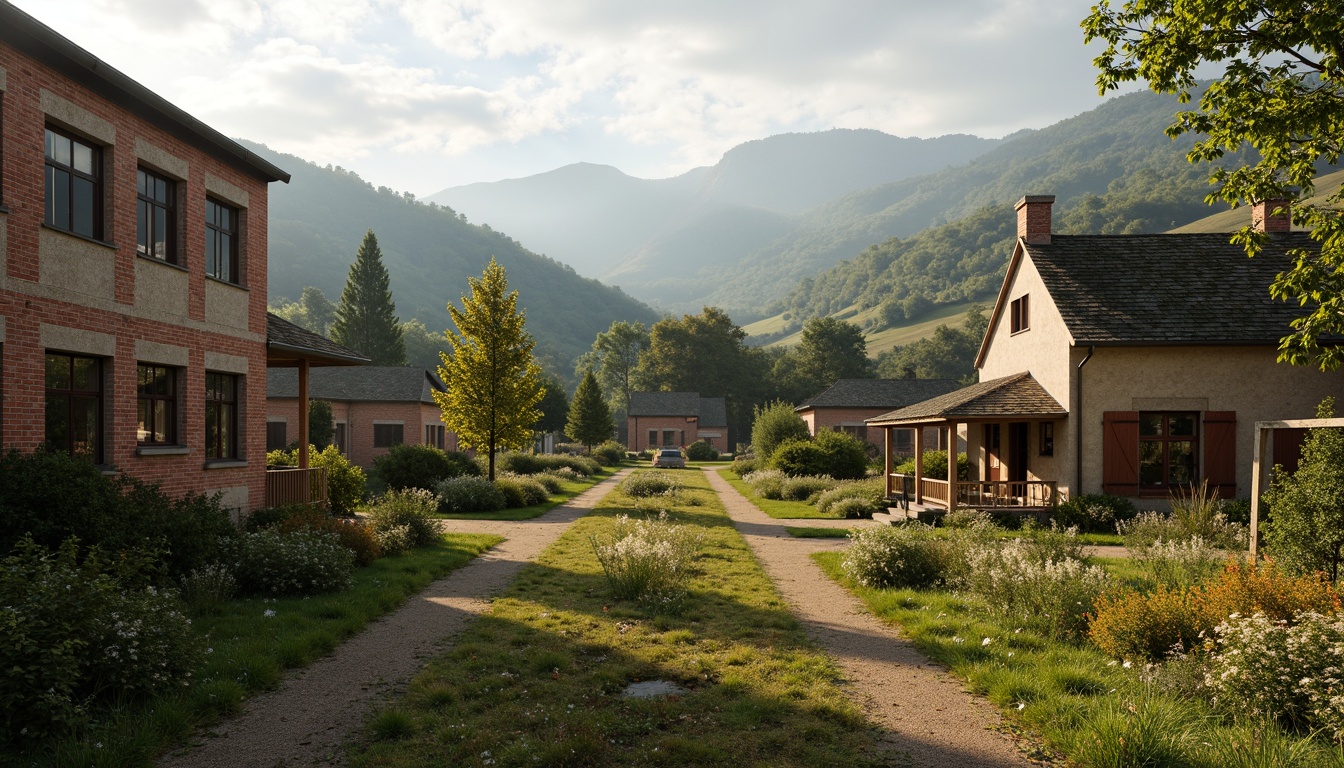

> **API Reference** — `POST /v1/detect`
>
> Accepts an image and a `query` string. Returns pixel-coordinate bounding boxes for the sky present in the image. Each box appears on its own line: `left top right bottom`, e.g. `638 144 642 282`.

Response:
13 0 1122 197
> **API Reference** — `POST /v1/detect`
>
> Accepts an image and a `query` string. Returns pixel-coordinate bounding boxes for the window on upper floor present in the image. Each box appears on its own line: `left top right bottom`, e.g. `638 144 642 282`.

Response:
45 352 102 462
136 363 177 445
45 127 102 240
1010 294 1030 334
205 197 239 284
137 168 177 263
205 372 238 459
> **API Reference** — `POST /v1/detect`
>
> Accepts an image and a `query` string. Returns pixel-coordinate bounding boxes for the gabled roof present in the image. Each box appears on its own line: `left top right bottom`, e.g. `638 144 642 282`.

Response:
797 378 961 411
628 392 727 427
0 2 289 184
268 366 444 404
865 372 1066 426
266 313 371 366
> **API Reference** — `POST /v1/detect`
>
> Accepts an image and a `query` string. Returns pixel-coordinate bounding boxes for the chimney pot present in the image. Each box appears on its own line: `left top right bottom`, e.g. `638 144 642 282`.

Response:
1252 198 1291 233
1015 195 1055 245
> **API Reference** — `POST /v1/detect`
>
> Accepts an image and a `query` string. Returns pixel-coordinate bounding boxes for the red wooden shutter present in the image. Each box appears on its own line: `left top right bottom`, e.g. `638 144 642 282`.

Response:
1102 411 1139 495
1202 411 1238 498
1272 427 1308 476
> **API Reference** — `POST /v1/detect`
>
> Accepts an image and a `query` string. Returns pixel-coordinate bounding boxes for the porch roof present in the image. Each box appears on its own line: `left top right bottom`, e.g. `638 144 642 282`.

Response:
266 313 371 367
864 372 1066 427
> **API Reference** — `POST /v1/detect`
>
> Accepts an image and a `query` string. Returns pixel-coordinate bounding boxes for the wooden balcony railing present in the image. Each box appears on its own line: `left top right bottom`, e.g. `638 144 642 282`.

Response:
889 474 1060 511
265 466 329 509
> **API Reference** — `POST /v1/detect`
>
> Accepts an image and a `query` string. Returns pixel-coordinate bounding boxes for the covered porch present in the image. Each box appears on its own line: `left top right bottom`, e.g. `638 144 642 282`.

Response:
265 313 370 509
867 372 1069 517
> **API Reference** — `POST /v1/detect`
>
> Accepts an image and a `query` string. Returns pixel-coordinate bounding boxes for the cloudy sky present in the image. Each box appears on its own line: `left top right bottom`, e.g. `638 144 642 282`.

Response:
14 0 1121 196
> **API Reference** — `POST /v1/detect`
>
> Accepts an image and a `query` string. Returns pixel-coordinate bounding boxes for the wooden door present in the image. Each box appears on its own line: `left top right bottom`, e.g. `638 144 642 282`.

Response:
985 424 1002 481
1008 422 1029 482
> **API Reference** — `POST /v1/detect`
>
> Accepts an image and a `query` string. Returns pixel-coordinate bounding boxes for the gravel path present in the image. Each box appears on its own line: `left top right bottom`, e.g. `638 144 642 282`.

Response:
161 469 630 768
704 468 1035 768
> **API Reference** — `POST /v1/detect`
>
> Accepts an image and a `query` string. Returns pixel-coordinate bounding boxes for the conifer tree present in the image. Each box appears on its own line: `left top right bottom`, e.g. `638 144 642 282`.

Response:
434 258 543 480
331 230 406 365
566 369 614 451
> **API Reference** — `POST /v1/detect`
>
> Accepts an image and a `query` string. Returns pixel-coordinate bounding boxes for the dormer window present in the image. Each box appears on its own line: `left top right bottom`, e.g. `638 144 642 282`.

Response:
1010 295 1030 334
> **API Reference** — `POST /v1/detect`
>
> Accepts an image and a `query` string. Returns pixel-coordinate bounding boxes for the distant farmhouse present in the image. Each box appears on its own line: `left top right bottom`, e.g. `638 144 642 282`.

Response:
627 392 728 453
869 194 1341 513
795 378 960 454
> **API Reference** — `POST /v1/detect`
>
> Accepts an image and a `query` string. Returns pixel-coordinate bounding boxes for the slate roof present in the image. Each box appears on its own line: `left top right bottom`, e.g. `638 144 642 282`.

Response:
268 367 444 404
1027 232 1320 345
266 313 371 365
865 372 1065 426
797 378 961 411
628 392 727 427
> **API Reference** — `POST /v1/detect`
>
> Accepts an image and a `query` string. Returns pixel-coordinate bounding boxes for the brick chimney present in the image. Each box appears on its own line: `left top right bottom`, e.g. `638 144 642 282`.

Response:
1252 198 1291 233
1015 195 1055 245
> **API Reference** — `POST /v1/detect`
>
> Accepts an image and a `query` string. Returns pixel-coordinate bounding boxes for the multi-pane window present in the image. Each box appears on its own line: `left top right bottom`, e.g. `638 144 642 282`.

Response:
205 198 239 283
45 352 101 461
334 422 347 454
1138 412 1197 490
425 424 445 450
205 372 238 459
136 364 176 445
45 128 101 239
373 423 403 448
266 421 288 453
137 168 176 262
1010 295 1030 333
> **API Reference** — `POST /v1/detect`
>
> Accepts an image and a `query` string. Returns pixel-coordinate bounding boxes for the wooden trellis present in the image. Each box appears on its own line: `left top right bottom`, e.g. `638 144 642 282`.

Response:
1248 417 1344 557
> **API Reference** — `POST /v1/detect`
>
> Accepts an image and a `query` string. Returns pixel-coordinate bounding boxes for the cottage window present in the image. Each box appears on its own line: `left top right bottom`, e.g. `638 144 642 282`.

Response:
137 168 177 263
1138 412 1198 490
45 352 101 461
1010 295 1029 334
334 422 347 454
425 424 445 449
45 128 102 239
1039 421 1054 457
205 372 238 459
205 198 239 283
374 423 404 448
136 364 177 445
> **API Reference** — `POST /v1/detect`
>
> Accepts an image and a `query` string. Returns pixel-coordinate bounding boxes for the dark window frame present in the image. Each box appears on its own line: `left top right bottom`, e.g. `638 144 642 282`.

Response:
137 167 178 263
266 421 288 453
205 371 238 459
1010 295 1030 334
1039 421 1054 457
205 197 240 284
45 351 102 462
44 126 103 240
1138 411 1199 491
136 363 177 445
373 423 404 448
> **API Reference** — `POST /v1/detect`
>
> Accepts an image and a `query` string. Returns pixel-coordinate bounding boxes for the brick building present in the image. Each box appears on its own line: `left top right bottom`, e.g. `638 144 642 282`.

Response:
267 367 455 470
795 379 961 454
0 4 296 512
627 392 728 453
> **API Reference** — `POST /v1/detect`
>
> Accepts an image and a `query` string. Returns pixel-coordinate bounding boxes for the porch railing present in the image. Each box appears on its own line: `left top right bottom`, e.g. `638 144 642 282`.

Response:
888 474 1059 510
265 465 329 509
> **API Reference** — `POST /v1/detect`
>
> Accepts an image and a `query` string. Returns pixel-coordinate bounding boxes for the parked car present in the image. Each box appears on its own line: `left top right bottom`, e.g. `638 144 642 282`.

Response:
652 448 686 468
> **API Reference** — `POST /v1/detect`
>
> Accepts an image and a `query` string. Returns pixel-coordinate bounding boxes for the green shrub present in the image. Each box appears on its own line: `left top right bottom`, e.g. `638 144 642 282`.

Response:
436 476 506 514
619 471 680 498
495 474 550 507
815 479 886 516
831 497 875 519
893 450 970 481
592 441 627 466
276 507 383 566
532 473 564 494
243 504 307 532
841 524 949 589
813 429 868 480
0 538 200 744
942 508 996 530
1089 586 1204 661
375 444 478 491
589 512 704 611
750 400 809 461
493 452 600 477
779 475 839 501
367 488 440 549
771 439 830 477
0 449 234 582
685 440 719 461
229 530 354 596
1135 536 1228 591
730 456 759 478
962 539 1108 641
268 445 368 515
1053 493 1136 533
744 468 786 499
179 563 238 614
1265 398 1344 581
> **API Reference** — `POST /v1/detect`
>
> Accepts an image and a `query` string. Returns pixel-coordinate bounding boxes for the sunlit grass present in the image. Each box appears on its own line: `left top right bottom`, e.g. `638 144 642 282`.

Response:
785 527 851 539
717 468 840 519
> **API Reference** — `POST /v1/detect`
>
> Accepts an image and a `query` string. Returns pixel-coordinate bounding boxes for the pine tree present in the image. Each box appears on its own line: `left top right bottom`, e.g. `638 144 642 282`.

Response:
566 369 614 451
434 258 543 480
331 230 406 365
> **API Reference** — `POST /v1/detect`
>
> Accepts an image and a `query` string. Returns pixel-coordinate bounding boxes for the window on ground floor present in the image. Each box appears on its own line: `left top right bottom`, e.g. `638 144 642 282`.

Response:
266 421 288 453
334 422 347 454
136 363 177 445
374 423 403 448
45 352 101 461
425 424 445 450
205 372 238 459
1138 412 1198 491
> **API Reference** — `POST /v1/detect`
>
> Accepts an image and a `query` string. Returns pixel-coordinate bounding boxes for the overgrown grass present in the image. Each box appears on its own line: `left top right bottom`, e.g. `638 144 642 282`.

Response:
786 527 851 539
718 468 839 519
814 551 1344 767
350 469 886 767
434 470 611 520
17 534 501 768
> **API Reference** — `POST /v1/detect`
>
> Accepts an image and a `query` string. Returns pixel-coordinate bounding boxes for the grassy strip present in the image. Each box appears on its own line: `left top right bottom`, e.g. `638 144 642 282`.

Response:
27 534 502 768
351 469 886 767
813 551 1344 767
785 527 851 539
435 469 612 521
716 468 839 519
918 526 1125 547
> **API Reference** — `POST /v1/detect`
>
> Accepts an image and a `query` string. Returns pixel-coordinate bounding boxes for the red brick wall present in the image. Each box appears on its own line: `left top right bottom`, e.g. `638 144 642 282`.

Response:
1 41 273 510
268 398 457 470
626 416 706 453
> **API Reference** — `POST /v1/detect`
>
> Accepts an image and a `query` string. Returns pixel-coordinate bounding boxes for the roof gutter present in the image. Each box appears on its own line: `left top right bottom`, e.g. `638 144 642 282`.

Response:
1075 345 1094 494
265 340 371 365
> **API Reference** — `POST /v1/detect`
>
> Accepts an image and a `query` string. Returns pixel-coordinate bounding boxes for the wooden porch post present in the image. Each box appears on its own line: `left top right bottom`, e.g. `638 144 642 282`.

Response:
946 421 957 513
1249 423 1269 558
883 426 893 498
914 425 924 504
298 359 310 470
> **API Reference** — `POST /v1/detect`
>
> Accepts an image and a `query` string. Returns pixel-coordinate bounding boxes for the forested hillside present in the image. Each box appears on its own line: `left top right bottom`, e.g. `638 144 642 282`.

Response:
250 142 660 366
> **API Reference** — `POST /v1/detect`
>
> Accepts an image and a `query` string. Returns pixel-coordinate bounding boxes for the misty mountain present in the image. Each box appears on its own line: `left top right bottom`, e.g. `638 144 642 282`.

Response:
248 142 659 367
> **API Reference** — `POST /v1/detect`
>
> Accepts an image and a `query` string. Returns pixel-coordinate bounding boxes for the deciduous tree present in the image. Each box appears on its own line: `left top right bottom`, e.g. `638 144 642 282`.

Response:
577 321 649 412
331 230 406 366
566 369 615 450
534 375 570 436
434 259 543 480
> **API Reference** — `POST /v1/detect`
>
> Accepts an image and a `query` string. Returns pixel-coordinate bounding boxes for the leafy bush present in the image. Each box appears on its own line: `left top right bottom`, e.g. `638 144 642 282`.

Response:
962 540 1108 641
744 469 786 499
493 452 600 477
230 530 354 596
275 507 383 566
589 512 703 611
0 538 200 744
1090 586 1206 661
374 525 415 557
619 471 680 498
436 476 507 514
243 504 306 532
815 479 885 517
1135 536 1229 591
267 445 368 515
831 497 876 520
532 472 565 494
368 488 441 549
750 400 810 461
495 474 550 507
779 475 839 501
374 444 477 491
1017 522 1087 564
942 508 996 530
1053 493 1137 533
1119 509 1247 551
685 440 720 461
1198 558 1339 625
842 524 949 589
893 450 970 481
0 449 235 582
730 456 759 478
1265 398 1344 581
771 439 831 477
592 441 627 466
813 429 869 480
179 563 238 614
